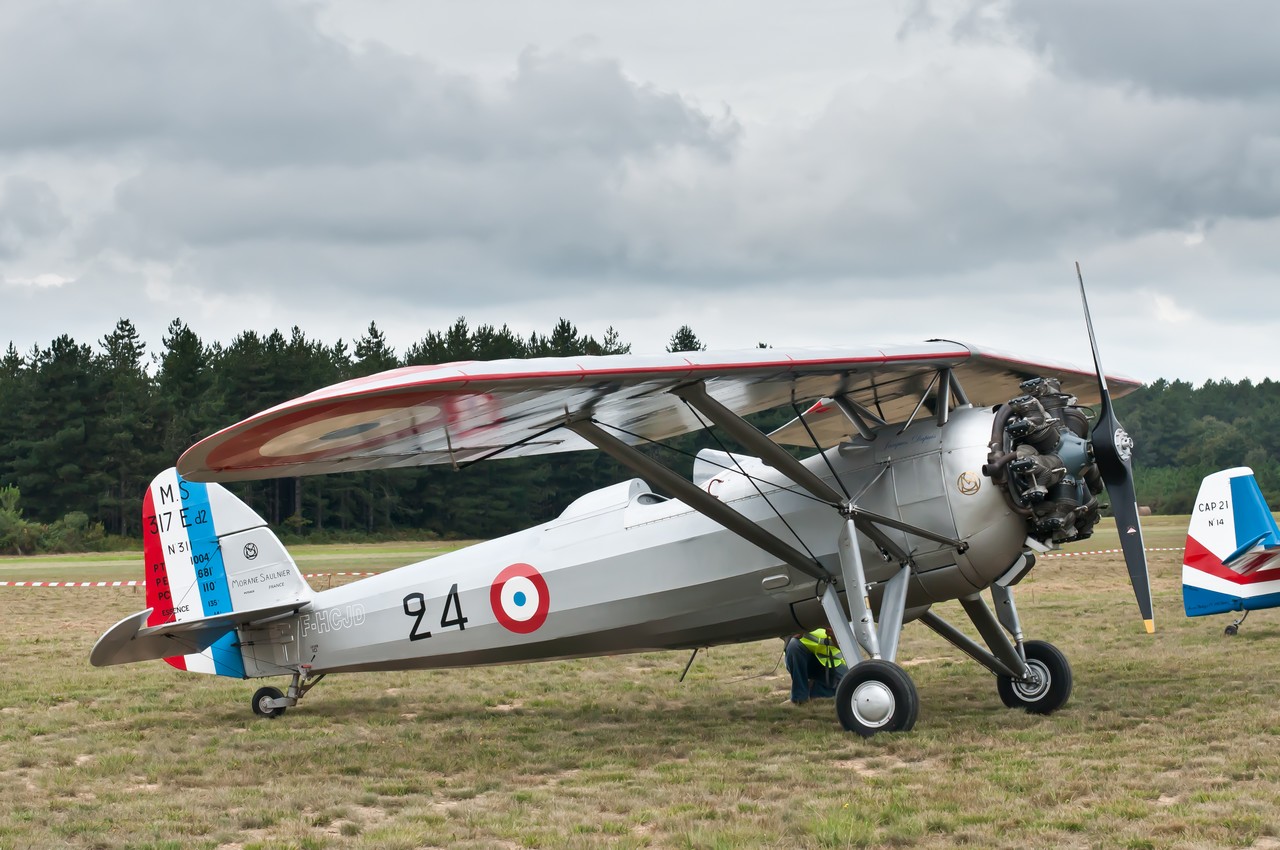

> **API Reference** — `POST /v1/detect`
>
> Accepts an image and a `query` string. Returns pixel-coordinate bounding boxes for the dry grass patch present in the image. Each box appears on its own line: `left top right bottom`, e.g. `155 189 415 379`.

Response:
3 519 1280 848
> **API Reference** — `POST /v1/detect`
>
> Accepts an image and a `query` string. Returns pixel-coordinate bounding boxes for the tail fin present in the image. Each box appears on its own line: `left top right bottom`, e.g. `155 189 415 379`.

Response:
91 468 313 674
1182 467 1280 617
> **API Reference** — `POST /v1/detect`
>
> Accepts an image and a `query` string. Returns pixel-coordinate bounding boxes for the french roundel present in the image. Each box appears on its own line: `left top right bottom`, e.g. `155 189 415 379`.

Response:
490 563 550 634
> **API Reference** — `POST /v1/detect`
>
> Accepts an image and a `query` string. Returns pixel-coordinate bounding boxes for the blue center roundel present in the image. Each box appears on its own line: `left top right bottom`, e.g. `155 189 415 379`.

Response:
513 591 527 607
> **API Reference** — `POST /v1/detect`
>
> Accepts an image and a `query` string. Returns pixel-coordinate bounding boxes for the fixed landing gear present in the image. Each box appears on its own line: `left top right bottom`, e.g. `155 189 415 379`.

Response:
1225 610 1248 636
812 518 1074 733
835 659 919 737
996 640 1072 714
252 686 286 718
249 665 325 719
817 524 923 737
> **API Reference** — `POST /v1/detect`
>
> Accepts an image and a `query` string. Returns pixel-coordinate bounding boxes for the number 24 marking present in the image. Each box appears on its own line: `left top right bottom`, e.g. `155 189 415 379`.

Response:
402 583 468 641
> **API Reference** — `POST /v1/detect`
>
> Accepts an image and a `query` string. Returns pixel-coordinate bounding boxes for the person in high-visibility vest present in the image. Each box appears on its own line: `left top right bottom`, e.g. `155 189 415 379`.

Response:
784 627 847 704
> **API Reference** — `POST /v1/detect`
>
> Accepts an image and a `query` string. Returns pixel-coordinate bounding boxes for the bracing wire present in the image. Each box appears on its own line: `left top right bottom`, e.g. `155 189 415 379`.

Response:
674 399 824 567
789 397 850 501
597 421 835 510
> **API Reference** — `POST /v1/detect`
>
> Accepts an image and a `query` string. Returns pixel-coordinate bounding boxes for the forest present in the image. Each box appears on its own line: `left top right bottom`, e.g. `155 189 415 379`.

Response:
1 316 1277 553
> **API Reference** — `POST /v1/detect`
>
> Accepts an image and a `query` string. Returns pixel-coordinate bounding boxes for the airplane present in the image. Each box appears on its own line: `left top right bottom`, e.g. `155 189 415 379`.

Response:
1183 467 1280 635
92 276 1153 737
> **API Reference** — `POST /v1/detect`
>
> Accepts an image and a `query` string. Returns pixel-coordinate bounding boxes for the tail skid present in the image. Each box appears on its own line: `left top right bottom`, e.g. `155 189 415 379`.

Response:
91 468 313 675
1182 467 1280 618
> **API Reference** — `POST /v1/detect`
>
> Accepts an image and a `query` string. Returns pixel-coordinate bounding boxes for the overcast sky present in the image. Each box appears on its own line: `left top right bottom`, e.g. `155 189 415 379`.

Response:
1 0 1277 385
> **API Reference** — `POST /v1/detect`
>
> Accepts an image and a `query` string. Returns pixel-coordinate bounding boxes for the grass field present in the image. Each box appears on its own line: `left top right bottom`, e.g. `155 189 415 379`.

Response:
3 517 1280 849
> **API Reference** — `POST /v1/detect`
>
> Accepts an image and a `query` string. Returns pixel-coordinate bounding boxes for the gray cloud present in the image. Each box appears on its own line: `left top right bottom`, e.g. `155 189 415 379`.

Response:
0 0 1276 384
0 175 67 257
0 1 734 166
995 0 1280 101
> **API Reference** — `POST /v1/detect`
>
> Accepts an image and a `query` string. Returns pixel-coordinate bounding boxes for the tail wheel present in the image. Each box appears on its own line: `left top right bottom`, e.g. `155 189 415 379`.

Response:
997 639 1072 714
835 659 919 737
252 686 286 719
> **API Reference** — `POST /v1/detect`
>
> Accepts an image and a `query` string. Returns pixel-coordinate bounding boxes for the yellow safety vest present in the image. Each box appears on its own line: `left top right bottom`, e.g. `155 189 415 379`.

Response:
799 629 842 668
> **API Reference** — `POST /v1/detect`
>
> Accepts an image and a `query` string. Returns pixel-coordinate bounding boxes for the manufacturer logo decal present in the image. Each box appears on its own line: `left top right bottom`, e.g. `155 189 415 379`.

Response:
957 472 981 496
1115 427 1134 463
490 563 550 634
244 543 259 560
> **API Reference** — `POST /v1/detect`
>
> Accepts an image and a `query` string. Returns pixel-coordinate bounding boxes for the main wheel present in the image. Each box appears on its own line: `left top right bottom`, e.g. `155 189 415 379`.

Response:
252 686 286 718
835 659 919 737
997 640 1072 714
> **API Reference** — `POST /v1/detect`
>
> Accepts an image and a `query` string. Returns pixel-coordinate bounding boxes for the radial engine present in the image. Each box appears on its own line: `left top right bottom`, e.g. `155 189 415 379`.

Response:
984 377 1105 547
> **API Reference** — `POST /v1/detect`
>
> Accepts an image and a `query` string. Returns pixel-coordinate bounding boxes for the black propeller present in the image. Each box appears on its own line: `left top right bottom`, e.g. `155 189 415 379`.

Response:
1076 262 1154 633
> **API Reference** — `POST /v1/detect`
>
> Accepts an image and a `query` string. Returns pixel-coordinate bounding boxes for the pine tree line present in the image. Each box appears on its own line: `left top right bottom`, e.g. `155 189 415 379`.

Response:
0 318 712 550
1114 378 1280 512
0 316 1275 553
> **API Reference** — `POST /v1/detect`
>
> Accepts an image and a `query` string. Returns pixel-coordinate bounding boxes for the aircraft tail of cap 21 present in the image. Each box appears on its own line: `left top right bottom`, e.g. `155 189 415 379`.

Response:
1182 467 1280 619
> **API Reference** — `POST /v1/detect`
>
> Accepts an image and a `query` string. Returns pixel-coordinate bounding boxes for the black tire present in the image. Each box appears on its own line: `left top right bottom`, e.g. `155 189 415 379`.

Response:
835 659 919 737
252 686 286 719
1224 624 1239 636
997 640 1072 714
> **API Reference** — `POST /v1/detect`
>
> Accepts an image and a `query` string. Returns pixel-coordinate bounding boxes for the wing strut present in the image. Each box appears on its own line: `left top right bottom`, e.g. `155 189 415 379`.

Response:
564 418 831 582
848 506 967 552
670 383 964 552
936 368 953 427
833 395 884 441
672 382 845 506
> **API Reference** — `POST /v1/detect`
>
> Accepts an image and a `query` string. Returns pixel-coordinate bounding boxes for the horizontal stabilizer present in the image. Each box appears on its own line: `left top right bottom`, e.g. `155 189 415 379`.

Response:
1223 531 1280 573
90 467 315 676
91 601 309 667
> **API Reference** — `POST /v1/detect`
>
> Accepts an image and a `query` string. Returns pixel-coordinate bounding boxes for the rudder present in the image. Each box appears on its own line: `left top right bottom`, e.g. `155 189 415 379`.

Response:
138 468 313 675
1182 467 1280 617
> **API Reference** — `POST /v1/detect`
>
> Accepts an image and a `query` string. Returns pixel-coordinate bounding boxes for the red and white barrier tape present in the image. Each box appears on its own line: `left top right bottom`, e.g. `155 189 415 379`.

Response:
303 571 380 578
5 552 1190 588
1042 547 1184 559
0 571 381 588
0 580 145 587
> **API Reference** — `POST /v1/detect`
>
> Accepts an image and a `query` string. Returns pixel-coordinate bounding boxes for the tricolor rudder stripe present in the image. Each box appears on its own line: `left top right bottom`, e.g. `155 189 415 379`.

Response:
143 469 240 675
1182 467 1280 617
136 468 314 677
90 468 313 673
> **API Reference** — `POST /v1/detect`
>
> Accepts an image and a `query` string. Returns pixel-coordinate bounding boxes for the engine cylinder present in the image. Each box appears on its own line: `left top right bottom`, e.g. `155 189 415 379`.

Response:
987 377 1103 545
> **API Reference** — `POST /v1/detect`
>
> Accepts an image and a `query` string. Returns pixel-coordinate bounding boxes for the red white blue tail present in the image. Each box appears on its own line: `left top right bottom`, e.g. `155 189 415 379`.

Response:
1182 467 1280 617
91 468 313 675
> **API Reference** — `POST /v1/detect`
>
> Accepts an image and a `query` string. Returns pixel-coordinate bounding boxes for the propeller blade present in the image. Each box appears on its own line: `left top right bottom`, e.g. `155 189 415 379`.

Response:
1077 263 1154 633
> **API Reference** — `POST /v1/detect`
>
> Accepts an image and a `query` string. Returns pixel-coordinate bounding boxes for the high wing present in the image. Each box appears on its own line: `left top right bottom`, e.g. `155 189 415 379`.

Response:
177 341 1141 483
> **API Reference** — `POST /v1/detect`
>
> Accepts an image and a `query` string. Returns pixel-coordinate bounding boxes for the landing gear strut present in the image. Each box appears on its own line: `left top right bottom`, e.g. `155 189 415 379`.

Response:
915 577 1073 718
821 519 924 736
249 665 325 718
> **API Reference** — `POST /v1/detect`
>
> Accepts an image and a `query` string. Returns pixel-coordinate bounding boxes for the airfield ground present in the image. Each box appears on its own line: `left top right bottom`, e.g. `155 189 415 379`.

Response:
3 517 1280 849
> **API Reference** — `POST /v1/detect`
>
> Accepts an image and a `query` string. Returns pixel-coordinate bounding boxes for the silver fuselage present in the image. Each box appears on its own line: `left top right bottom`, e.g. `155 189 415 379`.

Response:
240 406 1023 677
